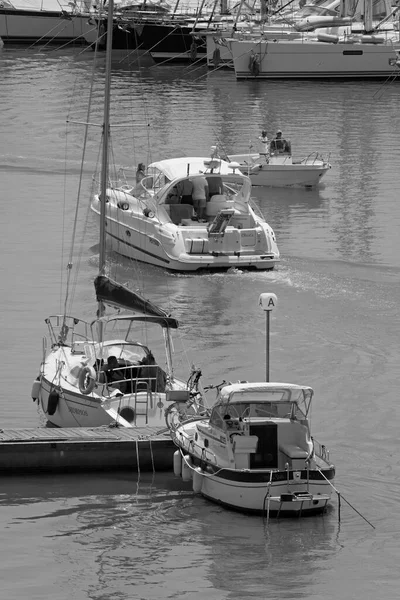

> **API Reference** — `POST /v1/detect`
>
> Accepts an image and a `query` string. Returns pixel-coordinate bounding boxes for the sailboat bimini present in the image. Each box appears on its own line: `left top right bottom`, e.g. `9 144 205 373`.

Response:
31 1 199 428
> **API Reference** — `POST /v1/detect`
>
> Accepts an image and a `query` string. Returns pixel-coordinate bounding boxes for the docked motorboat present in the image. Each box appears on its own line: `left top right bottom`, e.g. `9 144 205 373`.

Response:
90 155 280 272
227 148 331 187
168 293 336 516
171 382 335 516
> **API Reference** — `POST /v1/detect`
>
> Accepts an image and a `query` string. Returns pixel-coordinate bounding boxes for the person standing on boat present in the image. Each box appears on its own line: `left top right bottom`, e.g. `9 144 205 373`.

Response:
258 130 270 160
177 178 193 205
270 130 291 155
136 163 146 183
191 176 209 221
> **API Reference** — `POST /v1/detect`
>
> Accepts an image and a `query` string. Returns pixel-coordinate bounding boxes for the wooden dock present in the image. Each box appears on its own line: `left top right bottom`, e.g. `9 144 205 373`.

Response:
0 426 175 474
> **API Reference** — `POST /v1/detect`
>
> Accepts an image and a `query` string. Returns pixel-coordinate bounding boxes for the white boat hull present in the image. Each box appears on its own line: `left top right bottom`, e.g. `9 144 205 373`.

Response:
199 469 332 515
228 153 330 187
38 374 168 428
0 9 92 44
92 201 279 271
229 38 400 79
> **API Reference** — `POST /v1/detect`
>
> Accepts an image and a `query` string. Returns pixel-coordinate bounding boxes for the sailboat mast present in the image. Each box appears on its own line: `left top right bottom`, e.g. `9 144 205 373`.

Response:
98 0 114 321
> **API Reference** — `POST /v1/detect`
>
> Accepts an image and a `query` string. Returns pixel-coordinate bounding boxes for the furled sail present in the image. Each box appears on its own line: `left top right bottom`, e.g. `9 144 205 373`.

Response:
94 276 177 324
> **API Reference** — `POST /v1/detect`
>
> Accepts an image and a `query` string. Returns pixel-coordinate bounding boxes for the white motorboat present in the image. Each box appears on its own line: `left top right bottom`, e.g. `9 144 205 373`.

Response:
171 382 335 516
227 149 331 187
90 155 280 272
31 0 200 428
168 293 336 517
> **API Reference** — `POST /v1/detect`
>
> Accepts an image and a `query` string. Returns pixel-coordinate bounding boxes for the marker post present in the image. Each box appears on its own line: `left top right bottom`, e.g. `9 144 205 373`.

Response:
258 293 278 382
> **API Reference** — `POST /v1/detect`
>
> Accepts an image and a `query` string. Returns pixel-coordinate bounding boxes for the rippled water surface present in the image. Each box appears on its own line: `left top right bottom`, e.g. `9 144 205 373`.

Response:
1 45 400 599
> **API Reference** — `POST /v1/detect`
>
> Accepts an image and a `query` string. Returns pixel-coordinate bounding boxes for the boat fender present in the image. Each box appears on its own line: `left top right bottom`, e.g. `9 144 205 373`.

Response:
143 207 155 218
248 52 260 76
47 390 60 416
31 377 41 401
78 365 96 395
181 454 193 481
212 46 221 68
173 450 182 476
192 467 204 494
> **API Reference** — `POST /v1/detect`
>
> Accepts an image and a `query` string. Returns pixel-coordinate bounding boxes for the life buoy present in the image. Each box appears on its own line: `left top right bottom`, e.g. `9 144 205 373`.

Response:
47 390 60 416
78 365 96 395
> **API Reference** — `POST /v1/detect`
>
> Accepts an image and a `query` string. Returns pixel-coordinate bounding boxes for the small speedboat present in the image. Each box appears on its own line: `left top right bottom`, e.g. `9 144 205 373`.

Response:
90 154 280 272
227 150 331 188
168 293 336 517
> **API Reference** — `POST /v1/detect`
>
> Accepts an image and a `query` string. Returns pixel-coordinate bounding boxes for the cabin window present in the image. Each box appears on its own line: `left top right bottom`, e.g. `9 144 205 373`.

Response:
343 50 363 55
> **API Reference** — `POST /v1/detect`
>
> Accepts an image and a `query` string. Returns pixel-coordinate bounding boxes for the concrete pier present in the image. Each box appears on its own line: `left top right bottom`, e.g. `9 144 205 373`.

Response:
0 426 175 474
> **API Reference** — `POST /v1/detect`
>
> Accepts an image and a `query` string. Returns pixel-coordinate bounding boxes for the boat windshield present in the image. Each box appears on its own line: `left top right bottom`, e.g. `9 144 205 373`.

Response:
210 387 312 428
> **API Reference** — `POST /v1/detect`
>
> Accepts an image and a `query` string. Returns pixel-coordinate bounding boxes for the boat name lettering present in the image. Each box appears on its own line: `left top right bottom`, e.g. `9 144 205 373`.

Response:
69 407 89 417
241 232 255 238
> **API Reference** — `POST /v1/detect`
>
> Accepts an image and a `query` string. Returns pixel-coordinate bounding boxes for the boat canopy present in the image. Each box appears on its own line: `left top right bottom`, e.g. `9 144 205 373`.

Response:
94 276 178 327
209 382 314 425
147 157 244 181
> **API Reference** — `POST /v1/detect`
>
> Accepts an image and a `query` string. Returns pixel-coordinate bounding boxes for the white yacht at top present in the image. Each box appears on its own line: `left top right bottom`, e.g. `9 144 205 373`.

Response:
90 153 280 272
228 0 400 78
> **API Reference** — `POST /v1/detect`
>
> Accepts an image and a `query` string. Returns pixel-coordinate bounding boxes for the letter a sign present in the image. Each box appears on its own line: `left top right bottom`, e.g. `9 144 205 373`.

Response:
259 292 278 312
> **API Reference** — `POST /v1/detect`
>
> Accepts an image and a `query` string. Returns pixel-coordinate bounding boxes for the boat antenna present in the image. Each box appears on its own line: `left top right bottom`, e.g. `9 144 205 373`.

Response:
258 293 277 382
98 0 114 326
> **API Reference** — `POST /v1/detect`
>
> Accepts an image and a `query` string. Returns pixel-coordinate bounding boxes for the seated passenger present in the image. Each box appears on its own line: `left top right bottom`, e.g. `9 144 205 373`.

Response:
165 186 180 204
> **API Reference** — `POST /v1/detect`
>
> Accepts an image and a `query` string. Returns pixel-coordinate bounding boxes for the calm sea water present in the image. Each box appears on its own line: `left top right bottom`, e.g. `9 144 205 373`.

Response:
1 44 400 599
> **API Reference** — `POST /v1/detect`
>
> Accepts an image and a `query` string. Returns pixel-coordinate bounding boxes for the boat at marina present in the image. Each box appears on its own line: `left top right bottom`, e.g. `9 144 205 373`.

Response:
227 147 331 187
168 293 336 516
0 0 93 45
90 154 280 272
228 0 400 79
31 0 199 428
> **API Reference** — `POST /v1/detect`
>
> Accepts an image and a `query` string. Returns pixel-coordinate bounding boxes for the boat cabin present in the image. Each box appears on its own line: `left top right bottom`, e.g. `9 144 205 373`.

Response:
204 382 314 470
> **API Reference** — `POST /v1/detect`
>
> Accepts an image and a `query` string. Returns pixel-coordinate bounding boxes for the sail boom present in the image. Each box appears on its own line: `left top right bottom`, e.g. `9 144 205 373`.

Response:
94 275 178 328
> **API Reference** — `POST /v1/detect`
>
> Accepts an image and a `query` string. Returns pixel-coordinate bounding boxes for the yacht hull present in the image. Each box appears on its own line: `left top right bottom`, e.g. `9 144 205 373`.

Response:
93 205 278 271
229 39 400 79
0 9 91 44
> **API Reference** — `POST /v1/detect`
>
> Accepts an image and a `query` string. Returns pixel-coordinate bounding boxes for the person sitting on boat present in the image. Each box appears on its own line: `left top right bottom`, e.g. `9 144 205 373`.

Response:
165 186 180 204
270 130 291 155
176 178 193 205
136 163 146 183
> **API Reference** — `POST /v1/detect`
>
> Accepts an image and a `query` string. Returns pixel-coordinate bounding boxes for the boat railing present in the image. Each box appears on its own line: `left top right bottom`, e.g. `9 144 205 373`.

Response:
98 362 167 395
312 436 330 462
45 315 91 348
